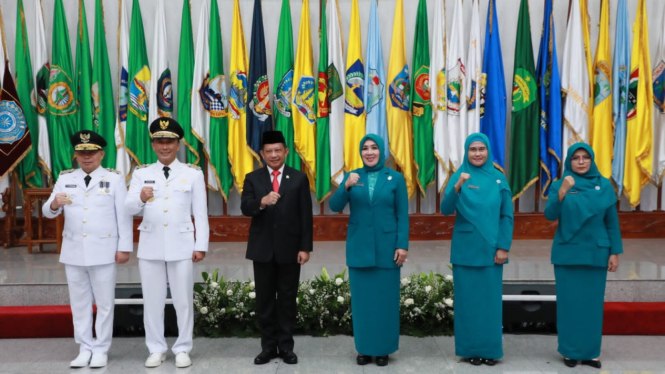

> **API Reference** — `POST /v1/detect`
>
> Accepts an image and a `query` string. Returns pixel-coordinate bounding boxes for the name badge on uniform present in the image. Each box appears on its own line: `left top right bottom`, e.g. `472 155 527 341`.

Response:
65 184 77 188
567 191 579 195
467 185 480 189
144 180 155 184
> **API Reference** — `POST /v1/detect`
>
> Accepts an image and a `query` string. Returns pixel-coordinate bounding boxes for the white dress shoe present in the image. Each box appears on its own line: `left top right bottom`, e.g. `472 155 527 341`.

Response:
89 353 108 368
145 352 166 368
175 352 192 368
70 351 92 368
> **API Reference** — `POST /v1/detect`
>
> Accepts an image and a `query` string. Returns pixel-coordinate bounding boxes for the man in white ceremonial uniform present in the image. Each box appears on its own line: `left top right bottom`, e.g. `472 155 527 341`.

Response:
125 117 209 368
43 130 133 368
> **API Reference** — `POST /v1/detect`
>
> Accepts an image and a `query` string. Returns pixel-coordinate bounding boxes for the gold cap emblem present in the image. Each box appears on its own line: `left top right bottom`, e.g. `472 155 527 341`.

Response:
160 120 169 130
80 133 91 143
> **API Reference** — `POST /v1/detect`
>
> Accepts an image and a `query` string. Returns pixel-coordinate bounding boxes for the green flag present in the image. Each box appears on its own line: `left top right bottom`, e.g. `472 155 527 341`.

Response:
48 0 78 180
178 0 200 167
509 0 540 199
75 0 93 132
209 0 234 196
125 0 153 165
273 0 300 170
315 0 330 202
92 0 116 169
411 0 434 197
14 0 43 188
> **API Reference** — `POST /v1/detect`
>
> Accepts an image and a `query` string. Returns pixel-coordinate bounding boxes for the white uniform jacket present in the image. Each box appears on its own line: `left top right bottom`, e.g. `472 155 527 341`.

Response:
125 159 209 261
43 167 133 266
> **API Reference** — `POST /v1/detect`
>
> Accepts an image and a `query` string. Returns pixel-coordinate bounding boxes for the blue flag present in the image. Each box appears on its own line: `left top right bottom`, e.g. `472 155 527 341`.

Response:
480 0 506 171
612 0 630 196
363 0 389 159
536 0 562 198
247 0 273 157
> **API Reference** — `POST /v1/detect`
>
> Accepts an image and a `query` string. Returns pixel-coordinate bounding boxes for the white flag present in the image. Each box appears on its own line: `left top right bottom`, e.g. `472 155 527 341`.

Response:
466 0 483 136
446 0 467 172
33 0 52 180
561 0 590 163
653 7 665 186
328 0 346 185
114 0 131 180
191 0 215 190
148 0 172 123
430 0 448 192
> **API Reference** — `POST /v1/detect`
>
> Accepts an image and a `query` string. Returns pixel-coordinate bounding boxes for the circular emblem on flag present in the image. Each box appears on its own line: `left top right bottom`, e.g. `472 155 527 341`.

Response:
276 70 294 118
157 69 173 117
366 69 384 115
594 61 611 107
250 75 272 122
627 68 639 120
344 60 365 117
414 69 431 102
389 65 410 112
653 61 665 114
295 76 316 124
200 74 228 118
317 72 330 118
447 61 465 115
0 101 27 144
129 65 150 120
229 70 248 120
512 68 536 112
35 65 50 115
436 69 447 111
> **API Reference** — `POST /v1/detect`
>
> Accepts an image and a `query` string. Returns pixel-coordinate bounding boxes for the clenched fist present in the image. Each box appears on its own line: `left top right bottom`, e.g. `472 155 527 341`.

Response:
140 187 154 203
261 191 281 207
50 193 69 210
455 172 471 193
345 173 361 190
558 176 576 201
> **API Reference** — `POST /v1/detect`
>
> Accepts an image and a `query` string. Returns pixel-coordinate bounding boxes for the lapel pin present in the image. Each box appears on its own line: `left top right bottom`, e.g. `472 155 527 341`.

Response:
286 175 290 179
181 179 186 183
497 179 501 183
388 176 392 181
595 186 600 190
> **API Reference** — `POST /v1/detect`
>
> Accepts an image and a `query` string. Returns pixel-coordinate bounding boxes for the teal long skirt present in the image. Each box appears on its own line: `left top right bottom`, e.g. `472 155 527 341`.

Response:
554 265 607 360
349 267 400 356
453 265 504 359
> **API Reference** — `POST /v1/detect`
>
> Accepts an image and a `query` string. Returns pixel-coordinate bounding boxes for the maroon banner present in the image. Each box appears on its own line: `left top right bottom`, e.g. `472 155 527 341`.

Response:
0 63 32 178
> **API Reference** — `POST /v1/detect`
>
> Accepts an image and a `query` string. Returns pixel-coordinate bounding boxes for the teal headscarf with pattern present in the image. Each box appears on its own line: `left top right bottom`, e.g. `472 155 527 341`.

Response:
359 134 386 172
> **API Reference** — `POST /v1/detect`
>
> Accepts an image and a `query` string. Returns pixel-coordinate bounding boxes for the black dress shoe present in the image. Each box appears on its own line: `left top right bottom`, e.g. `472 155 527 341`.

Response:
469 358 482 366
581 359 601 369
254 350 278 365
280 350 298 364
563 358 578 367
482 358 497 366
356 354 372 365
375 355 389 366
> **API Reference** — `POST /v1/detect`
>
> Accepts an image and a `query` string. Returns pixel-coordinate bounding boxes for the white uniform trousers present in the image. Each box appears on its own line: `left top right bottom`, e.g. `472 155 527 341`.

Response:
139 259 194 354
65 263 117 354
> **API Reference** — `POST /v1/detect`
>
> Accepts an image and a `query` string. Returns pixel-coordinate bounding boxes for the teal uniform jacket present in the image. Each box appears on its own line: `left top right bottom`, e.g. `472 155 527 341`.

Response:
544 198 623 266
330 168 409 269
440 189 514 267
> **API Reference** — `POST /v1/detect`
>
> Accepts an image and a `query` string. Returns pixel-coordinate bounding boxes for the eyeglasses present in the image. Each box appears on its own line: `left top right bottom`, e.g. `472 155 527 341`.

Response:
571 155 592 163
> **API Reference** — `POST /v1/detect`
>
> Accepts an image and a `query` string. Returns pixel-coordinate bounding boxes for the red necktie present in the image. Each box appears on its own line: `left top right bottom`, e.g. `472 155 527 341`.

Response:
272 170 280 192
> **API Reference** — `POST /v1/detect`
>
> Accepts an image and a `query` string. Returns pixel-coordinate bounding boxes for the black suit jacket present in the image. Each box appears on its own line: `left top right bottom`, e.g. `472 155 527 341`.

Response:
241 165 313 263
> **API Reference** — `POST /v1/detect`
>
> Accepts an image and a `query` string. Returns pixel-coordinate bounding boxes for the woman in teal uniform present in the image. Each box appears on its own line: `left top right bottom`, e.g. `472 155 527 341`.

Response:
544 143 622 369
440 133 513 366
330 134 409 367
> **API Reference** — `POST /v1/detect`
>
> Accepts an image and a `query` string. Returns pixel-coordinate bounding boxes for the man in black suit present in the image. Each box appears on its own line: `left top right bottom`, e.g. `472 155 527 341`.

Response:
241 131 313 365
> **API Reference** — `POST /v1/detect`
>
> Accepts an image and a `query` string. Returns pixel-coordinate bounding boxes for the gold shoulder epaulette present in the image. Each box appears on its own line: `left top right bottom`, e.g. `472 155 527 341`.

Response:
59 168 75 175
135 164 151 170
105 168 122 175
187 163 202 171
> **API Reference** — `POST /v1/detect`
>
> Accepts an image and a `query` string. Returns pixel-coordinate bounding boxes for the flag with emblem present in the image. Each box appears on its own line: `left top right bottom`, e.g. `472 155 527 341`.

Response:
247 0 273 159
92 0 117 169
446 0 467 172
561 0 590 163
327 0 345 185
74 0 93 132
125 0 153 166
364 0 388 160
32 0 52 180
411 0 434 197
612 0 630 196
466 0 483 136
344 0 366 173
148 0 172 126
14 0 44 188
0 62 33 178
386 0 415 199
177 0 200 167
273 0 300 171
431 0 448 192
48 0 78 180
481 0 506 172
654 7 665 187
581 0 594 125
508 0 539 199
229 0 257 193
591 0 613 179
293 0 317 191
315 0 331 202
624 0 653 207
536 0 562 198
114 0 131 179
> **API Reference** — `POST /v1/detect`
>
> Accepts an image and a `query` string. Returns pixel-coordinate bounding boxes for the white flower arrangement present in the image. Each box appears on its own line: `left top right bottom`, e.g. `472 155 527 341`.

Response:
335 278 343 286
337 296 345 303
249 292 256 299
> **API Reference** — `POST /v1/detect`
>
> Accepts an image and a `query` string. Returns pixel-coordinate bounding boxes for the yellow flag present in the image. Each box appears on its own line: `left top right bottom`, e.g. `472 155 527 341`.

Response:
344 0 366 172
580 0 594 123
590 0 613 178
229 0 258 193
386 0 416 198
624 0 653 206
292 0 316 191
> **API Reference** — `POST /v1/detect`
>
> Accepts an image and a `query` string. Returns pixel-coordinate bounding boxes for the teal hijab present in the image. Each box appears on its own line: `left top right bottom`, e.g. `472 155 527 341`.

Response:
445 133 510 247
359 134 386 172
551 143 617 241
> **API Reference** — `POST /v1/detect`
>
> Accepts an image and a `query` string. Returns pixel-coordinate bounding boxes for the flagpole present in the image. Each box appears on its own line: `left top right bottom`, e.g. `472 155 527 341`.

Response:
0 3 8 62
